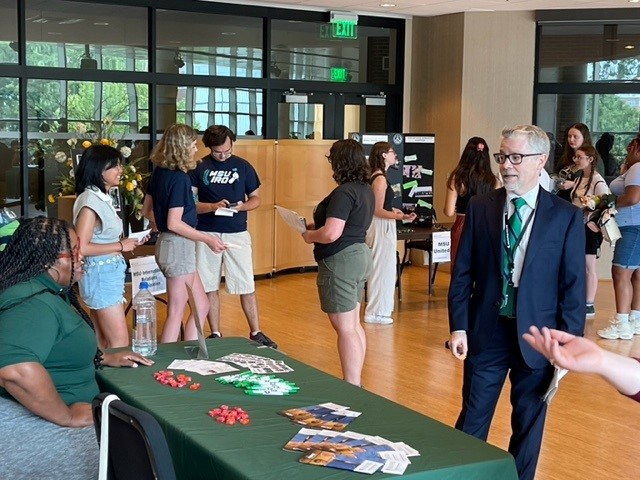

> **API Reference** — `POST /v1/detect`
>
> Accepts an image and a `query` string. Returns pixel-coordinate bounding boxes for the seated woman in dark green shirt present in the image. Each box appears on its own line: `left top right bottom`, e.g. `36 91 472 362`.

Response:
0 217 153 479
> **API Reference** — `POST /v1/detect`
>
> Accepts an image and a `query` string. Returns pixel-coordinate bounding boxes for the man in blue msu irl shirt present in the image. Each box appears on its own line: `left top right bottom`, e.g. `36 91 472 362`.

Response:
190 125 276 348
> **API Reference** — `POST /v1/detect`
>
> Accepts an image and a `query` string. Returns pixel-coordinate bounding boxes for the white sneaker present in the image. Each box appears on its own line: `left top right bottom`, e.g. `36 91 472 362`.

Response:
631 318 640 335
364 315 393 325
597 320 634 340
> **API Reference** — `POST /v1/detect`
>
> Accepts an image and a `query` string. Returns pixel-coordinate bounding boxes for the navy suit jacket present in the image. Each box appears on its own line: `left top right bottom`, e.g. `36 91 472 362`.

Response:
448 187 586 369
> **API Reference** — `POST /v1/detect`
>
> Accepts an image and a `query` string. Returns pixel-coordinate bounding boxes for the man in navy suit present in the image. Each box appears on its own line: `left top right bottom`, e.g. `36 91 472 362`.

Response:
448 124 585 480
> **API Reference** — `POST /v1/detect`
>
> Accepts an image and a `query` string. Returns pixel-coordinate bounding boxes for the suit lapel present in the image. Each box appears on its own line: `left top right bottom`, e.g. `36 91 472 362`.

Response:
486 188 506 268
522 189 553 272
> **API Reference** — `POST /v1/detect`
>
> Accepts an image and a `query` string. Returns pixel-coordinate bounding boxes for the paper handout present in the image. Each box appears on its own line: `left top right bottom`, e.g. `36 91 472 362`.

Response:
275 205 307 233
128 228 152 242
214 207 238 217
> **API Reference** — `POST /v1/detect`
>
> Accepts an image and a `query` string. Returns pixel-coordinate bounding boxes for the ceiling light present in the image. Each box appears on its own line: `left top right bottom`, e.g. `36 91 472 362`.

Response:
173 51 185 69
630 0 640 3
93 22 109 26
625 44 635 49
80 44 97 70
58 19 85 25
221 32 236 36
380 3 396 6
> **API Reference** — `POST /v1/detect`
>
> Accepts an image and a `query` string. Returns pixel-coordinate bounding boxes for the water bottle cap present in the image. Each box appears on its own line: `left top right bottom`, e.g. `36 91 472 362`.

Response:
139 281 149 289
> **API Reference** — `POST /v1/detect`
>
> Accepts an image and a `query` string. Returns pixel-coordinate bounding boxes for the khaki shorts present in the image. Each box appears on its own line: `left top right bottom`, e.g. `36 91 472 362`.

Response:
196 231 255 294
155 232 196 278
316 243 372 314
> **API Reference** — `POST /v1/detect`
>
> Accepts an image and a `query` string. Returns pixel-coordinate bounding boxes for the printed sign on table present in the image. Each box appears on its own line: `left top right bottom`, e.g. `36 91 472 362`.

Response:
130 255 166 297
431 231 451 263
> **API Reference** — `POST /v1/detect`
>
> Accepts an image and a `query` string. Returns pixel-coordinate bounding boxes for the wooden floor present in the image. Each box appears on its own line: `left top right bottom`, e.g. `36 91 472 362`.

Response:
148 264 640 480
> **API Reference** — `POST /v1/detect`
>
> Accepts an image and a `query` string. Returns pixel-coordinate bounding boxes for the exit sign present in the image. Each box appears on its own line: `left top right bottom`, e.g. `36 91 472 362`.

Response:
319 22 358 40
331 67 349 82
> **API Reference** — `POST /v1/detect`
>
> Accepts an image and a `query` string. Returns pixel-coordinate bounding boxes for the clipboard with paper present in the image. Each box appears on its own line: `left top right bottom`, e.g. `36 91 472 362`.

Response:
275 205 307 234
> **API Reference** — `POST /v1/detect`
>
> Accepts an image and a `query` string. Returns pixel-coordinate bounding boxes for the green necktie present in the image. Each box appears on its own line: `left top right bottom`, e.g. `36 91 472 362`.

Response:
500 197 527 317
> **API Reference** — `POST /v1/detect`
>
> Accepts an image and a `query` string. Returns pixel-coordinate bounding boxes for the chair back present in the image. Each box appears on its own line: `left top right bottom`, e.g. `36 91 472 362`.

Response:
92 392 177 480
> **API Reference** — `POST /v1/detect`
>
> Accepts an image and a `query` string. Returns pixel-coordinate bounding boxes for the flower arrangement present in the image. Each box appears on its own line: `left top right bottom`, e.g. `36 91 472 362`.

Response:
48 118 149 219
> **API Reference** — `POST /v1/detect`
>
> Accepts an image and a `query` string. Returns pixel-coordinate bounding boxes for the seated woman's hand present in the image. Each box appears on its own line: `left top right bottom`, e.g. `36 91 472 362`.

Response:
102 351 155 368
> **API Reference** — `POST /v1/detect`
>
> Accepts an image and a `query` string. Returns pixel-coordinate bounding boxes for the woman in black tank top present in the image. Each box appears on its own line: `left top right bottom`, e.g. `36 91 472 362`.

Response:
444 137 499 269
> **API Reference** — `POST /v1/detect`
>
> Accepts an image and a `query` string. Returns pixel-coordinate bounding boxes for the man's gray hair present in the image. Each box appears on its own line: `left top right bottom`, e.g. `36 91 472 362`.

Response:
501 125 550 156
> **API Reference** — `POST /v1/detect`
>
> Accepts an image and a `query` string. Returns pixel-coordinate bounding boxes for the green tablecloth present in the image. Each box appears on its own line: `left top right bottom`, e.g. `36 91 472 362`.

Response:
96 338 517 480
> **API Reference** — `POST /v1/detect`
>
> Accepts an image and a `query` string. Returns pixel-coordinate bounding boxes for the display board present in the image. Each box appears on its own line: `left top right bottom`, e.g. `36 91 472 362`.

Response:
350 132 436 224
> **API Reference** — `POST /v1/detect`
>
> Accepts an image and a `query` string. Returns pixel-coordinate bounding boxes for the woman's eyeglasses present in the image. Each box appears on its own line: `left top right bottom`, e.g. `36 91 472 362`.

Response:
58 240 82 263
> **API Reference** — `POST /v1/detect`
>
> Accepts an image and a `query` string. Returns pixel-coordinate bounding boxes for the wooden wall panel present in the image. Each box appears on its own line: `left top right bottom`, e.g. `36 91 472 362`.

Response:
274 139 335 271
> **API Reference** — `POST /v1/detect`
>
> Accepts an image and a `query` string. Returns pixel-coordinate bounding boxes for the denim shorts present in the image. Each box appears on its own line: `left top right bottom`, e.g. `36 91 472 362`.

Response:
613 225 640 269
316 243 372 314
79 254 126 310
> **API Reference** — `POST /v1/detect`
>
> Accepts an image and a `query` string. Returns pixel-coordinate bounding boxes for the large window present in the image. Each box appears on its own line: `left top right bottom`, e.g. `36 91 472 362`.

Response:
539 23 640 83
0 0 18 64
156 10 262 77
26 79 148 216
25 0 148 71
0 77 19 210
536 16 640 173
271 20 397 84
0 0 404 217
160 85 262 135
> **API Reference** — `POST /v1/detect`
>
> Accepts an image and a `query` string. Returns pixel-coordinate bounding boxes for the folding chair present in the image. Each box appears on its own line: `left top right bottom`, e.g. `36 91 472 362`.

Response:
92 392 177 480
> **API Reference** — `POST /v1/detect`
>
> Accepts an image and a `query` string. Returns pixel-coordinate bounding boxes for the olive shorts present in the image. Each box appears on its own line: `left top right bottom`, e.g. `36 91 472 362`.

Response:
316 243 372 314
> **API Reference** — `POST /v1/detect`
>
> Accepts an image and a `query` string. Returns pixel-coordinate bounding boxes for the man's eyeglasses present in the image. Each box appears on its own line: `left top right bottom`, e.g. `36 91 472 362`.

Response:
211 148 233 160
493 153 542 165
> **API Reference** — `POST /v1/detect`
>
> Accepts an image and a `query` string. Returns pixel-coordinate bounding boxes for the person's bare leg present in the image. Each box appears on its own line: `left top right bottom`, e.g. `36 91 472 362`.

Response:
240 292 260 333
93 304 129 348
183 273 210 340
89 310 106 350
328 308 366 386
206 290 221 333
161 276 189 343
585 254 598 305
632 268 640 311
613 265 634 313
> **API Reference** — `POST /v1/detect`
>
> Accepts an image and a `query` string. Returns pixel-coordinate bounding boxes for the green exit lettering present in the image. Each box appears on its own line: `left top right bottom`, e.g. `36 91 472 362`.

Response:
319 23 358 40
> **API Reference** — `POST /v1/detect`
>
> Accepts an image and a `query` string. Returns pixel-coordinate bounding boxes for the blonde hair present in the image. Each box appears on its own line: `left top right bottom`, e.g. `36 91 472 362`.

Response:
150 123 198 173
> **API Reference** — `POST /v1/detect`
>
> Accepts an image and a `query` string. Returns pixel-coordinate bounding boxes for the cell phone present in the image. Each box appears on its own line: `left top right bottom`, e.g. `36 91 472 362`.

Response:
227 202 238 208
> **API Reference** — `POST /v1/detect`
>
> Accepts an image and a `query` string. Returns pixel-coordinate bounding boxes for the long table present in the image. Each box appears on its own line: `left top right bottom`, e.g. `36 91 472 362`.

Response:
96 338 517 480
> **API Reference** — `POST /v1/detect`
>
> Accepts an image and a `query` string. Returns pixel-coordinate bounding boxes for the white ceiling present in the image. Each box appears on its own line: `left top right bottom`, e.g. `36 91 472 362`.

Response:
203 0 636 19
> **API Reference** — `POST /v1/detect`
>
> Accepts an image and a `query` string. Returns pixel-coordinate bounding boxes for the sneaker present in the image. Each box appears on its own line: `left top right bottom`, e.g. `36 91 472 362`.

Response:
597 320 634 340
250 331 277 349
207 332 222 339
631 317 640 335
585 305 595 318
364 315 394 325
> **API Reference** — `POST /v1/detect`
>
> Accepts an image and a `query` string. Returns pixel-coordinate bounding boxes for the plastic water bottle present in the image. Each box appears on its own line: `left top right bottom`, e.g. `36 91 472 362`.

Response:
132 280 157 356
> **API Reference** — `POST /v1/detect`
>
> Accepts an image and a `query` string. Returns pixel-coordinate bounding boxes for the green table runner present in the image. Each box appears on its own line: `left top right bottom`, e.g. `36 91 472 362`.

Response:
96 338 517 479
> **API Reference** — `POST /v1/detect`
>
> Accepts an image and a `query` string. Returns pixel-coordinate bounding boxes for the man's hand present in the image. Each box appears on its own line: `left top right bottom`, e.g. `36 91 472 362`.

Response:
449 331 468 360
209 200 230 212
